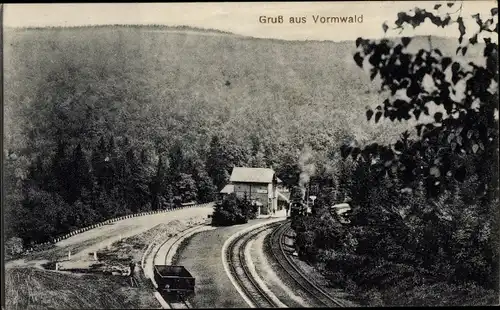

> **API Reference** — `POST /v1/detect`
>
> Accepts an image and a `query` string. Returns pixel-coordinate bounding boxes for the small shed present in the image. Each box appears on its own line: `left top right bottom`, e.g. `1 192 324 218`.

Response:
220 184 235 194
331 203 352 224
219 184 235 200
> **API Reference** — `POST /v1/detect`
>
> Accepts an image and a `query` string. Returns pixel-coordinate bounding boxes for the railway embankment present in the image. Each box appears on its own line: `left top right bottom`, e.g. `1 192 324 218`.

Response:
266 222 358 307
251 225 310 307
5 206 213 310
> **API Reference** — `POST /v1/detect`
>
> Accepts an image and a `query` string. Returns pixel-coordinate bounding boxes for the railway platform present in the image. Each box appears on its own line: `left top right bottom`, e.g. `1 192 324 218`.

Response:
257 208 287 219
174 218 282 308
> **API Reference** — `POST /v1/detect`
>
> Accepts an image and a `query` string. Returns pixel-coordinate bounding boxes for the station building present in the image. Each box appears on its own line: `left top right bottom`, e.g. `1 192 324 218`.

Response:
219 167 289 216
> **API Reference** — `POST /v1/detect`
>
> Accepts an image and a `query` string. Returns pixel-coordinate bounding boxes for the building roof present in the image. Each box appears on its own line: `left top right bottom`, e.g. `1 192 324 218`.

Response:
331 203 351 215
220 184 234 194
229 167 277 184
277 191 290 203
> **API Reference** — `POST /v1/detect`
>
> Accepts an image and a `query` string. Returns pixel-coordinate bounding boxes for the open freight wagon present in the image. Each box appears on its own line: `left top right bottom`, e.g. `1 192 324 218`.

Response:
154 265 195 300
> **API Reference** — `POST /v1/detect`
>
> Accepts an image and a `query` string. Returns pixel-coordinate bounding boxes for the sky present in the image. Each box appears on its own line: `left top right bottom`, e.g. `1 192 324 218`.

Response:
3 1 498 41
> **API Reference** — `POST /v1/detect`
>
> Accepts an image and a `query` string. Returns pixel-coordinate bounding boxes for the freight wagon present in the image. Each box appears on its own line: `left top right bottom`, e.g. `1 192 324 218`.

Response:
154 265 195 300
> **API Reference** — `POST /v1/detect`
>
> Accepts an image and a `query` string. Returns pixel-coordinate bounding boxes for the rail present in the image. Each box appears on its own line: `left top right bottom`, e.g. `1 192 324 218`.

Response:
226 222 282 308
150 225 204 309
269 221 349 307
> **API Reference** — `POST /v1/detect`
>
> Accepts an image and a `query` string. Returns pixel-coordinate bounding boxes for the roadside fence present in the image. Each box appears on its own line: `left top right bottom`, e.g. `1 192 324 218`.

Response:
22 202 215 255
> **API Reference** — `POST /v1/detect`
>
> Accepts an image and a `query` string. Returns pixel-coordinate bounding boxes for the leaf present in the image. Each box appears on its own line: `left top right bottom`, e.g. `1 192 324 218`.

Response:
442 15 451 27
354 52 364 68
401 37 412 47
492 8 498 16
351 147 361 160
395 12 407 27
462 46 468 56
434 112 443 123
366 109 374 121
457 17 466 43
456 46 462 55
441 57 452 70
456 135 463 146
447 133 455 144
434 4 442 10
382 22 389 33
395 140 404 151
375 111 382 123
340 145 352 159
430 14 444 27
472 13 483 28
447 3 454 8
469 34 478 45
454 166 467 182
416 124 424 136
472 144 479 153
355 37 363 48
430 166 441 177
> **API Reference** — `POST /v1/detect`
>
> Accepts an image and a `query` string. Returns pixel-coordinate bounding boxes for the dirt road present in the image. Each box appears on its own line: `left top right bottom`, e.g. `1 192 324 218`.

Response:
6 206 213 269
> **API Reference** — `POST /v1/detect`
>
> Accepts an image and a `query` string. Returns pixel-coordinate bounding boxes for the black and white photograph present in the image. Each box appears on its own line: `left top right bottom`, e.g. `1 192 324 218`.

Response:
2 1 499 308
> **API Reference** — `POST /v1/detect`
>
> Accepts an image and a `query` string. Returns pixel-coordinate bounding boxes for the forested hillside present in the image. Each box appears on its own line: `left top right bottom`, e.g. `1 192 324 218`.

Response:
3 25 473 248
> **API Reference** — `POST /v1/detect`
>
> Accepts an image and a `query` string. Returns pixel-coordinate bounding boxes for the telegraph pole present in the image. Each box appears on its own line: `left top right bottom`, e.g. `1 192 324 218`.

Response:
305 183 309 209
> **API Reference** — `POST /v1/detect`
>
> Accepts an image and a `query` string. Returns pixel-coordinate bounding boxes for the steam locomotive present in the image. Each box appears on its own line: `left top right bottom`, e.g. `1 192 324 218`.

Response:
289 186 309 229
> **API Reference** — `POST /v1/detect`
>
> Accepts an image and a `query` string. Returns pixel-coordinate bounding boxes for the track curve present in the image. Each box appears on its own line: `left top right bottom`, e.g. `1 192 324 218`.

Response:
226 222 283 308
152 226 205 309
269 221 348 307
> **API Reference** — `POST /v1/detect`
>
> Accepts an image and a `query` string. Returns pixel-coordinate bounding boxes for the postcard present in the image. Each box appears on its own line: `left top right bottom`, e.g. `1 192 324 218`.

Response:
3 2 498 308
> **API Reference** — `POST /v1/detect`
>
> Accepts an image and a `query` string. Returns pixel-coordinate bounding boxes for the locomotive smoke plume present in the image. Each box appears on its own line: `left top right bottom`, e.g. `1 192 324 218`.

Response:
298 144 316 199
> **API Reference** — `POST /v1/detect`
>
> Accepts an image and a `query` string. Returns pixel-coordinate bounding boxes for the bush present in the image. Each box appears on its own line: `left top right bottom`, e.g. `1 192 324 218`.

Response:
246 203 259 220
211 193 253 226
384 281 498 306
358 288 384 306
5 237 24 256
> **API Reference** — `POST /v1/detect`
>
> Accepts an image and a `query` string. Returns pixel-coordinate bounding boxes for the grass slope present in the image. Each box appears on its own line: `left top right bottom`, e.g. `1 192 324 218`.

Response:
5 267 159 309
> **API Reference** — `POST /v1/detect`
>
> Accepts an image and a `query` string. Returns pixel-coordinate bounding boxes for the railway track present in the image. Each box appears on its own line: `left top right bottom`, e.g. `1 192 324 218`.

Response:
226 222 283 308
152 226 202 309
269 221 348 307
168 298 190 309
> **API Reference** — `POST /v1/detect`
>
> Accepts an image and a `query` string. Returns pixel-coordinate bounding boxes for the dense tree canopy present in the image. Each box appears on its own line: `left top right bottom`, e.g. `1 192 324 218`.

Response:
294 3 498 306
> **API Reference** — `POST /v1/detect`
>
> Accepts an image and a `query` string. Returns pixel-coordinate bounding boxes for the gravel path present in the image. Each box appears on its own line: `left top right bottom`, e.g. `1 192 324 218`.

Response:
175 218 284 308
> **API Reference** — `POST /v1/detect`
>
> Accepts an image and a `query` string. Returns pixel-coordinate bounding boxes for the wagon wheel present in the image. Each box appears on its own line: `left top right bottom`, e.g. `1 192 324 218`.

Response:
177 291 187 302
